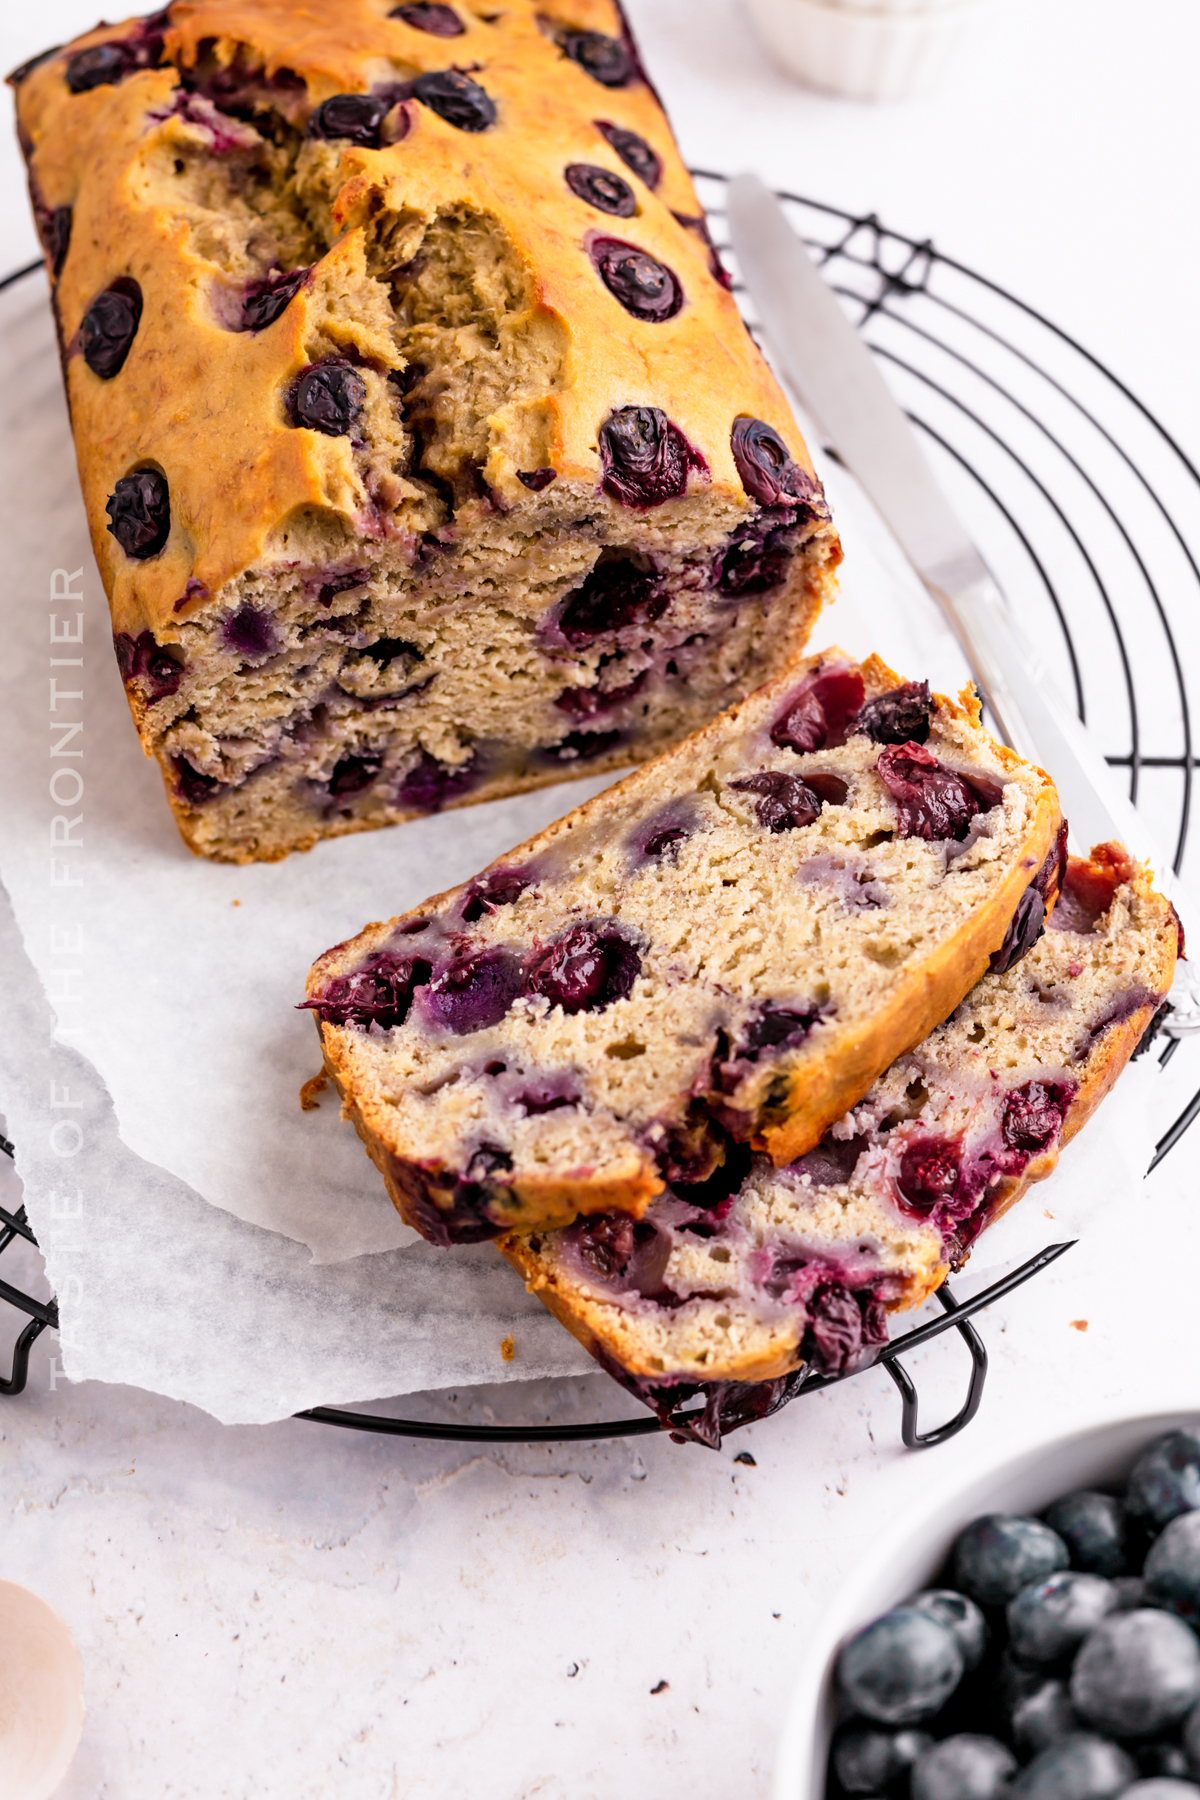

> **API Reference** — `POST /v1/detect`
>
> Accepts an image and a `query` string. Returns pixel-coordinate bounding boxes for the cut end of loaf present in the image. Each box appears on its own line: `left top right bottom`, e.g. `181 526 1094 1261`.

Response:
305 648 1064 1248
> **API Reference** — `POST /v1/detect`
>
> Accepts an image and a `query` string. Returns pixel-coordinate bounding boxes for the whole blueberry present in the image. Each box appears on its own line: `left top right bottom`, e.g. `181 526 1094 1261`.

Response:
307 92 391 146
598 405 698 506
1070 1610 1200 1738
412 69 496 131
911 1734 1016 1800
951 1515 1070 1608
289 361 365 435
389 2 465 33
106 468 170 559
1042 1492 1129 1577
80 279 143 378
909 1590 989 1672
564 161 637 216
1126 1431 1200 1531
1010 1733 1136 1799
560 29 632 86
591 238 683 321
1010 1678 1080 1758
595 120 661 189
1120 1785 1200 1798
836 1606 964 1725
1007 1572 1119 1666
831 1724 932 1794
66 41 133 92
1145 1511 1200 1626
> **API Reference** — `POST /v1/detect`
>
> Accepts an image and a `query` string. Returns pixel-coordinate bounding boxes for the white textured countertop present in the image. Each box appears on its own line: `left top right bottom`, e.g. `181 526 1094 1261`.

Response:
2 2 1200 1795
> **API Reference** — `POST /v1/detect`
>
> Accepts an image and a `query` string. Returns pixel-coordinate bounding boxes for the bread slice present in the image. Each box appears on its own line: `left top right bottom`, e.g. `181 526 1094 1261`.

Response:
12 0 839 863
305 649 1062 1242
499 846 1179 1446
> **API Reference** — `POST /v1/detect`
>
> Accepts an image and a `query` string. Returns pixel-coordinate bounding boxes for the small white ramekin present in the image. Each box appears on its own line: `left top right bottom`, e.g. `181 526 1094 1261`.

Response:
773 1409 1200 1800
746 0 989 102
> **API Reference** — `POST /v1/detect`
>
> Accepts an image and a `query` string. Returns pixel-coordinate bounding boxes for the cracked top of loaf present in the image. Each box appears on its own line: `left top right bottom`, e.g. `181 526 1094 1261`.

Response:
12 0 822 642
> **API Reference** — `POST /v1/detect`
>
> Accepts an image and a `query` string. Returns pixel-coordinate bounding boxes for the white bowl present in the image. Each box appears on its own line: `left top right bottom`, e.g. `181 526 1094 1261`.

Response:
0 1580 86 1800
774 1410 1200 1800
746 0 989 102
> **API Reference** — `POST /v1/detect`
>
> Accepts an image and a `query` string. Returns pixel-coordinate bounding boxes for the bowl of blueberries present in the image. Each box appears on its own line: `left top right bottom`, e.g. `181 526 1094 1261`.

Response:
775 1413 1200 1800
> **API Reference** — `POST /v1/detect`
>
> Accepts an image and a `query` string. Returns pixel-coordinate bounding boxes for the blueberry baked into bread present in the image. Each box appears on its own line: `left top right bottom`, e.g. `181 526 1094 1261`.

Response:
501 844 1179 1446
303 651 1063 1243
12 0 841 863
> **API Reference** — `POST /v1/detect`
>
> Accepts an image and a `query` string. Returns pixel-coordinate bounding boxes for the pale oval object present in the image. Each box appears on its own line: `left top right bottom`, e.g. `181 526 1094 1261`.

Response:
0 1580 85 1800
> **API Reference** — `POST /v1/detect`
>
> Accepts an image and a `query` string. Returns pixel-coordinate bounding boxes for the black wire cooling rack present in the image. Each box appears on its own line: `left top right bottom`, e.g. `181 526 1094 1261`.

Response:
2 180 1199 1449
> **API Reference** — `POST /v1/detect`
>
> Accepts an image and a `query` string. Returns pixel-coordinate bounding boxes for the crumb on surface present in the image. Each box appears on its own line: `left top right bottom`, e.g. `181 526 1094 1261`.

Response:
1070 1319 1089 1332
500 1333 515 1361
650 1680 669 1695
299 1071 328 1111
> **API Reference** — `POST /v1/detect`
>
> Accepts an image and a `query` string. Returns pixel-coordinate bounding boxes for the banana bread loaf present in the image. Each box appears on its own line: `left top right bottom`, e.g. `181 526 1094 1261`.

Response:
304 651 1063 1243
500 845 1179 1447
12 0 840 863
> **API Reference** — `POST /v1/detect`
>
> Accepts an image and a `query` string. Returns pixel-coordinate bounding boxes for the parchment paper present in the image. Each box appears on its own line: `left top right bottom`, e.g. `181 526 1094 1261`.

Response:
0 269 1160 1423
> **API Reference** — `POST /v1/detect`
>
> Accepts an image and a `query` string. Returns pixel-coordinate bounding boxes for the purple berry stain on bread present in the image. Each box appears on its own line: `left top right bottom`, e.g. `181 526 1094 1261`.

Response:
105 469 170 559
730 771 823 833
524 924 641 1014
80 278 143 378
459 868 532 924
113 629 183 699
591 238 683 321
565 163 637 216
555 559 666 642
876 742 1003 841
328 753 381 797
222 605 276 659
771 665 867 753
561 31 633 86
289 361 365 436
598 407 704 507
241 267 309 331
423 947 522 1034
855 681 933 746
412 70 496 131
556 671 646 722
595 120 661 188
545 728 623 763
397 752 478 813
716 516 799 597
317 568 370 607
301 952 432 1030
897 1136 962 1214
307 92 392 147
389 3 465 34
989 883 1047 974
173 757 220 806
1002 1080 1073 1154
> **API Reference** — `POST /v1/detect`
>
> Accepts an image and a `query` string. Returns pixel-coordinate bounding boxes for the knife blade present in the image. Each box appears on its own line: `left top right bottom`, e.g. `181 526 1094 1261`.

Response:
727 172 1198 1016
